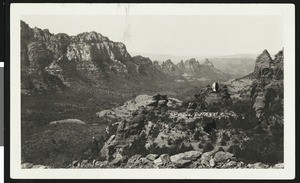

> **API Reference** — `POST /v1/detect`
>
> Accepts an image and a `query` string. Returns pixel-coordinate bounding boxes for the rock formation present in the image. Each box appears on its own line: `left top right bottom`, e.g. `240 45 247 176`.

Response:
253 49 283 79
156 58 231 81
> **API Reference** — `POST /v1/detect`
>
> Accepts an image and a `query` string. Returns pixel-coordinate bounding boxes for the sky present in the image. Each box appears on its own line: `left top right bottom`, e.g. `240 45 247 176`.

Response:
21 15 283 57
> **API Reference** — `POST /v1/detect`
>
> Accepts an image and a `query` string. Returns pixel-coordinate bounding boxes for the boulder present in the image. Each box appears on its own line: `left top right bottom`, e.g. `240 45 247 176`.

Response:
236 161 246 168
21 163 33 169
127 154 142 166
81 160 88 165
209 158 215 167
71 161 80 168
31 165 50 169
154 154 171 166
94 161 110 168
271 163 284 169
221 161 237 168
213 151 234 164
170 151 202 162
160 154 171 165
140 157 151 165
246 162 269 169
174 159 192 168
199 151 214 167
111 153 124 166
147 100 158 107
167 98 182 108
154 157 162 166
96 110 115 118
146 154 159 161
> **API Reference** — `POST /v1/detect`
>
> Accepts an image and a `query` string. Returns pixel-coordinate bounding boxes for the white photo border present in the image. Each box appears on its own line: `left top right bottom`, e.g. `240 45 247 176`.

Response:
10 3 295 179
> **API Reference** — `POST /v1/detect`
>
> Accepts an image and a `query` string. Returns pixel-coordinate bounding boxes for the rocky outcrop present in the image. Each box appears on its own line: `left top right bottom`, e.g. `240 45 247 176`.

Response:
96 94 182 123
249 49 284 117
253 49 283 79
254 50 273 73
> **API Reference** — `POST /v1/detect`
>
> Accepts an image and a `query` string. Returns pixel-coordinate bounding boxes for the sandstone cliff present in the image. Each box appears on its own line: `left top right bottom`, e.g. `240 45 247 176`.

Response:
21 21 168 94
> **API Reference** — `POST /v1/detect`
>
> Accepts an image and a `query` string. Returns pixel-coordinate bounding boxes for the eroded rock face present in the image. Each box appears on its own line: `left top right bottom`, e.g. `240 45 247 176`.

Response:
21 21 168 94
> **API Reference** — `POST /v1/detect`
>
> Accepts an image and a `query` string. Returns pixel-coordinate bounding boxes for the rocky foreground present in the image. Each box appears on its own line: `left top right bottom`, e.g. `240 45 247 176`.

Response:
22 86 283 169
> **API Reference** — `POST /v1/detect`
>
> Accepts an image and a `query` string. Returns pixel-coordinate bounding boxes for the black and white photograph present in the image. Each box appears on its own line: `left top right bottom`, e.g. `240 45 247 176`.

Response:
10 3 295 179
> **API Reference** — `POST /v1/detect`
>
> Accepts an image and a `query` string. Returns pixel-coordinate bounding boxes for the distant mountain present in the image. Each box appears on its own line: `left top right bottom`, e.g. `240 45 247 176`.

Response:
132 53 258 63
155 58 231 81
133 52 258 78
21 20 231 94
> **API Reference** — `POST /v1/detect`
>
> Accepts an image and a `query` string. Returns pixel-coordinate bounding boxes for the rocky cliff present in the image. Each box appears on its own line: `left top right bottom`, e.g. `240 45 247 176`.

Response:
21 21 170 94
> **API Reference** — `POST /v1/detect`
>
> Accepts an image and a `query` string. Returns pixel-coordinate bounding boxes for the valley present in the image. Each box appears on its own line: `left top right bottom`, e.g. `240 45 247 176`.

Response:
20 20 284 169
